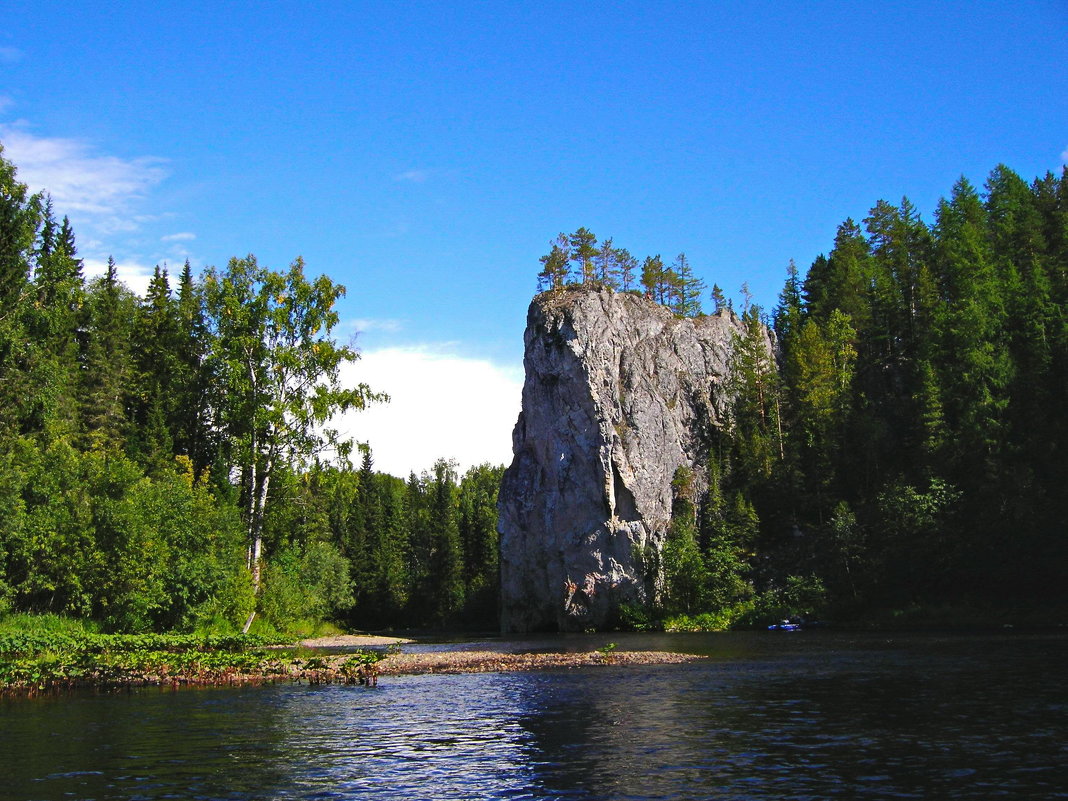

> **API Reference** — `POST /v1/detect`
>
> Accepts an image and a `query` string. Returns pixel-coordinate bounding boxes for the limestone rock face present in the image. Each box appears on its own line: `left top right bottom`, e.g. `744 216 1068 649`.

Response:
499 286 764 632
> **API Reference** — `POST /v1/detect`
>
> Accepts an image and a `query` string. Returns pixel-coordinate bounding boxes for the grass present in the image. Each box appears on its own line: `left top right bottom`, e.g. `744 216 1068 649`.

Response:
0 612 372 696
0 612 99 637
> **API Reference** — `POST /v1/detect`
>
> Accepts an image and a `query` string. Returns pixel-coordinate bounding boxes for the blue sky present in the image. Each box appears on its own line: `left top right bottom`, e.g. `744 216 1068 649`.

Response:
2 2 1066 476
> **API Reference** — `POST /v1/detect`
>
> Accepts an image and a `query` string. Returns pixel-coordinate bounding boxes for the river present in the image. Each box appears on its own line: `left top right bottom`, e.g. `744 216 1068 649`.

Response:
2 631 1066 800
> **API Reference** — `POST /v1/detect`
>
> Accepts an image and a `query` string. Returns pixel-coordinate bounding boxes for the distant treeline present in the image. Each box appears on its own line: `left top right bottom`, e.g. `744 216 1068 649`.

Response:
640 165 1068 626
0 142 502 634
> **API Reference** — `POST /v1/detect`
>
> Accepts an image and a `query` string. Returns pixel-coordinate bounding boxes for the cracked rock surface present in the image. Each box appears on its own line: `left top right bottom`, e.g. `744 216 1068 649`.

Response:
499 286 768 632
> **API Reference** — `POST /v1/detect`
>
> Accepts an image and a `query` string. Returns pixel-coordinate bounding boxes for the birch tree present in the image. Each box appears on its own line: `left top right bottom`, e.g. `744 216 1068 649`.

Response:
203 255 382 630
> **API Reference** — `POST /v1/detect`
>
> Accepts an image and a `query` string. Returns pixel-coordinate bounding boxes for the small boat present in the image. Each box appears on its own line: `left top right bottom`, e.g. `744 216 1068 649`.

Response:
767 619 802 631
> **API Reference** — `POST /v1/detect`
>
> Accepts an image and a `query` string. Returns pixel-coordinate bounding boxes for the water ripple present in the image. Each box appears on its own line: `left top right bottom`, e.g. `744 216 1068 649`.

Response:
3 633 1067 800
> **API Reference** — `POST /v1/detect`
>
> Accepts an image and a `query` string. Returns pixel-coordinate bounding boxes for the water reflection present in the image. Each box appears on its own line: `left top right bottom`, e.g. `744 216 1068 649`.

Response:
2 633 1066 800
269 677 539 799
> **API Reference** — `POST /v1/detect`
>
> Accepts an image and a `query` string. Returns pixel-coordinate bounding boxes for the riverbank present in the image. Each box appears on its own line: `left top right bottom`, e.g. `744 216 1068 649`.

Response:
298 634 414 648
0 631 705 696
378 647 702 675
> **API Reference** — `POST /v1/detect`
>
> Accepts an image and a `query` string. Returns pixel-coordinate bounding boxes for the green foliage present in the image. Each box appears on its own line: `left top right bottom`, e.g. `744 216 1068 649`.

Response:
595 641 617 661
258 541 354 631
663 608 740 632
301 541 356 618
613 601 655 631
661 519 707 615
536 229 706 312
203 254 385 607
0 627 295 693
0 145 390 636
4 137 1067 637
0 438 249 631
655 163 1068 625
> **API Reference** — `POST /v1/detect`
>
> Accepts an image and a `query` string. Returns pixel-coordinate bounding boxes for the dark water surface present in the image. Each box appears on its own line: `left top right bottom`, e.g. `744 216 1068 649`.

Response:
2 631 1066 800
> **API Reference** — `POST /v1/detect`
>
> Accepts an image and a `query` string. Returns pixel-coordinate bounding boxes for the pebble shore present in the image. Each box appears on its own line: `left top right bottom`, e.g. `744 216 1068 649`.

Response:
299 635 706 676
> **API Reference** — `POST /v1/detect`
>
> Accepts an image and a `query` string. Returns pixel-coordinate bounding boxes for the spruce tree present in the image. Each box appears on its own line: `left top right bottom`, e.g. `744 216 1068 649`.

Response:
131 265 181 472
404 471 433 621
457 463 503 623
672 253 705 317
0 144 37 321
0 144 37 445
27 204 84 439
428 458 464 623
80 258 136 452
173 261 214 475
727 304 784 485
932 178 1011 482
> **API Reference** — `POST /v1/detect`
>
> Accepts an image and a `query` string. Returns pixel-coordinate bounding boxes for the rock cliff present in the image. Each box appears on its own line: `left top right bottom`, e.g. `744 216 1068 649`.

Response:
499 285 767 632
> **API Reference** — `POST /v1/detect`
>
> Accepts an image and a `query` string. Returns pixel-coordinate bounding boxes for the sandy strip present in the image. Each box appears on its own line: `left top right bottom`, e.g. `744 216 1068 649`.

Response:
296 637 706 676
376 649 704 676
299 634 414 648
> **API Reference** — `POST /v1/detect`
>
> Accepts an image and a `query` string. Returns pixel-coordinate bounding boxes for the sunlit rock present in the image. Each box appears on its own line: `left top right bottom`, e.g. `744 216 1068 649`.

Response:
499 285 769 631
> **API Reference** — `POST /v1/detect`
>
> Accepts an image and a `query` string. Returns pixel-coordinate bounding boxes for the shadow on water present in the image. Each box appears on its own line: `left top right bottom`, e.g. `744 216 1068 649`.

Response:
2 631 1066 800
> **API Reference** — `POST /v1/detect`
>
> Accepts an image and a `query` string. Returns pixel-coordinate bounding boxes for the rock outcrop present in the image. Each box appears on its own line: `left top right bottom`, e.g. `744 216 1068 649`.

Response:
498 286 766 632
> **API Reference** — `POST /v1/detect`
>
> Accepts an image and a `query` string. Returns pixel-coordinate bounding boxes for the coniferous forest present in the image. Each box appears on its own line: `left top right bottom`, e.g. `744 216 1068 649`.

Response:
540 164 1068 626
769 166 1068 619
3 134 1067 635
0 143 503 635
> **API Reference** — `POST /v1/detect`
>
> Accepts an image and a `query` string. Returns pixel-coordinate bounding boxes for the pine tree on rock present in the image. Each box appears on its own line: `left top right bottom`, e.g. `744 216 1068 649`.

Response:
710 283 727 314
672 253 705 317
595 237 620 289
537 234 571 291
614 247 638 291
569 228 598 284
640 254 666 301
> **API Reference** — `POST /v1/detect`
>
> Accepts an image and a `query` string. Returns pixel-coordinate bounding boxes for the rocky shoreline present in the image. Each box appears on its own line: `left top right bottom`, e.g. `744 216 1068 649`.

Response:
299 635 706 676
2 637 706 696
376 648 703 676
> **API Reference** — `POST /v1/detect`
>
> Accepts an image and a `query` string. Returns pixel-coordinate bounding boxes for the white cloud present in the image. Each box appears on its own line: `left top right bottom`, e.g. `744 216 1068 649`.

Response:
0 124 174 289
394 169 431 183
161 231 195 242
334 346 523 478
0 125 167 219
1062 144 1068 164
83 257 155 297
350 317 404 334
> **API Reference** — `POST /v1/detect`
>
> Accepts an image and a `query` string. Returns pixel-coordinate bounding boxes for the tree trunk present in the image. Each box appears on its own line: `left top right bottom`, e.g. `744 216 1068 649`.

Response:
248 461 272 591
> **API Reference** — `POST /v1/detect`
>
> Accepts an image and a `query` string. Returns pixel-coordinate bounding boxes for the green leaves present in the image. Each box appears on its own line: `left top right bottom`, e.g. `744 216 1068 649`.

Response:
203 254 384 606
536 230 704 313
0 438 247 630
0 629 290 694
205 255 382 469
